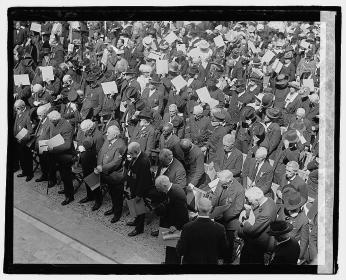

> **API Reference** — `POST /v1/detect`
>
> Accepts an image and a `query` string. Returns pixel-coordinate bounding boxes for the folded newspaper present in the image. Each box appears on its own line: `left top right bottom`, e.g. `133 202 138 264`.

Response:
161 230 181 241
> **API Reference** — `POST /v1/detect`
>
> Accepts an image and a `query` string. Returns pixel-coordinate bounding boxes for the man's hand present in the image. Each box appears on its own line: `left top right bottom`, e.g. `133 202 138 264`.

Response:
277 189 282 199
168 226 177 233
47 145 53 152
96 165 102 173
187 183 194 191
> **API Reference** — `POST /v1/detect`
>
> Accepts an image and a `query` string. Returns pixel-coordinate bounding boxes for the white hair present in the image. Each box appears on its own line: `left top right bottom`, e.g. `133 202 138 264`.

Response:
245 187 264 202
107 125 120 136
37 103 51 116
296 108 305 117
217 170 234 183
128 142 141 154
32 84 43 93
62 75 72 83
193 105 203 115
80 119 94 132
169 104 178 111
47 110 61 121
286 161 299 171
155 175 170 188
256 147 268 158
223 134 235 146
139 64 152 73
14 99 25 108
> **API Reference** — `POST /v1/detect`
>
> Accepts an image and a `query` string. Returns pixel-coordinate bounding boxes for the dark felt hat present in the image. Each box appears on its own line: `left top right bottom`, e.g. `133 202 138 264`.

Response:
149 75 162 84
138 108 153 120
282 129 299 143
261 93 274 108
266 107 281 119
212 110 226 121
268 220 294 236
123 66 137 75
252 122 266 137
284 190 307 211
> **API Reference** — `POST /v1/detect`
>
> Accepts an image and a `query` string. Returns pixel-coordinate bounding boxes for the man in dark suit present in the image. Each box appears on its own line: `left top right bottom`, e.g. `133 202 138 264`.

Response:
14 21 26 47
34 103 52 182
214 134 243 182
77 119 105 211
14 99 34 182
210 170 245 264
159 123 185 163
126 142 154 236
154 175 189 264
261 108 282 160
238 187 277 264
268 220 300 265
95 125 127 223
46 111 75 205
156 149 186 188
277 161 308 201
176 197 228 264
243 147 274 198
130 109 156 157
180 139 206 190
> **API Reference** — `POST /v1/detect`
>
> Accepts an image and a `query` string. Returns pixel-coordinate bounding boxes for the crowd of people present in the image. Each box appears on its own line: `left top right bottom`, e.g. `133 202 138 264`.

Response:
13 20 320 265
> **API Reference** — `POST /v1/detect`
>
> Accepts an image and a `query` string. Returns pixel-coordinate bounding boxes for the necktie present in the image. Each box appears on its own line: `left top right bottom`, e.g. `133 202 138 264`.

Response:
254 163 259 179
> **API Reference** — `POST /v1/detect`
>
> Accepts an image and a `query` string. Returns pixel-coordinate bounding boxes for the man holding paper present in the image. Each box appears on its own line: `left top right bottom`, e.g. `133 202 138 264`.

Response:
46 111 75 205
154 175 189 264
14 99 33 182
210 170 245 264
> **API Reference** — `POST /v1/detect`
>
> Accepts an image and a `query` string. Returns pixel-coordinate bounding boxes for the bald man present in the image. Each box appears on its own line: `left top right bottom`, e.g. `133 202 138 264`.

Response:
95 125 127 220
176 197 228 264
14 99 34 181
242 147 274 198
126 142 154 236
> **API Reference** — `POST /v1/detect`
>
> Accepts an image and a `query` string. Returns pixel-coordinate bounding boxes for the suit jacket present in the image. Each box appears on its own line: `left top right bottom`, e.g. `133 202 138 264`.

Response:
34 117 51 149
261 122 282 160
278 211 309 259
155 184 189 230
279 175 308 200
176 217 227 264
184 116 212 147
141 88 164 112
211 180 245 230
159 134 185 163
156 158 186 188
77 125 105 155
14 108 33 144
270 238 300 265
48 118 74 154
214 147 243 178
127 152 154 198
97 138 127 182
185 145 206 187
237 197 277 252
130 124 156 156
206 125 227 163
82 85 105 118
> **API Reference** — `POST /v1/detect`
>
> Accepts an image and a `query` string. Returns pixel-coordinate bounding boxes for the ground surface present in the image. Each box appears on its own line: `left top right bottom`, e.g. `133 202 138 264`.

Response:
13 170 165 264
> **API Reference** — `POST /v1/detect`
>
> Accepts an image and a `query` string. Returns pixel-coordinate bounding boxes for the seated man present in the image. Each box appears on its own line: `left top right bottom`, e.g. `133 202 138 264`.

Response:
242 147 274 198
214 134 243 182
95 125 127 223
154 175 189 264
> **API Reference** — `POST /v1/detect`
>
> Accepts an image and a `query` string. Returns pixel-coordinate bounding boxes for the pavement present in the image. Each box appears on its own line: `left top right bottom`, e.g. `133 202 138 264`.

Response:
13 170 165 264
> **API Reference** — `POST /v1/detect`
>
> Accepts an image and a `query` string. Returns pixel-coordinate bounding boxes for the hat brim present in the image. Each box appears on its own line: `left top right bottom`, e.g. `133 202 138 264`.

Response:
282 133 299 143
268 223 293 236
284 196 307 211
138 115 152 120
266 111 279 119
276 79 288 85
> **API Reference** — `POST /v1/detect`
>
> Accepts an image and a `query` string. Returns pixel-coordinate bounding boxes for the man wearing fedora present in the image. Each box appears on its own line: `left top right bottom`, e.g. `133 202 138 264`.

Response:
280 51 296 82
268 220 300 265
141 76 164 113
119 66 141 103
282 81 303 125
130 108 156 157
273 74 290 110
60 89 81 130
278 189 309 263
159 122 185 163
261 107 282 161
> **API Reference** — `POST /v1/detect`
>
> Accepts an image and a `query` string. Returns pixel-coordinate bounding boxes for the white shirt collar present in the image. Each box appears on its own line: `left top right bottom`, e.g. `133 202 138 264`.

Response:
259 197 268 207
167 183 173 193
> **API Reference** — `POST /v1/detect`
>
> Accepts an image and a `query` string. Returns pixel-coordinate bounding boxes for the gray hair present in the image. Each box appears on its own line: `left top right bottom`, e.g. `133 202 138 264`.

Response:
155 175 171 188
245 187 264 202
128 142 141 154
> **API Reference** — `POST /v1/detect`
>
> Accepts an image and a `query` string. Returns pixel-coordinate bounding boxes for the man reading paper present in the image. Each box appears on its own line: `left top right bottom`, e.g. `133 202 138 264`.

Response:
46 110 75 206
